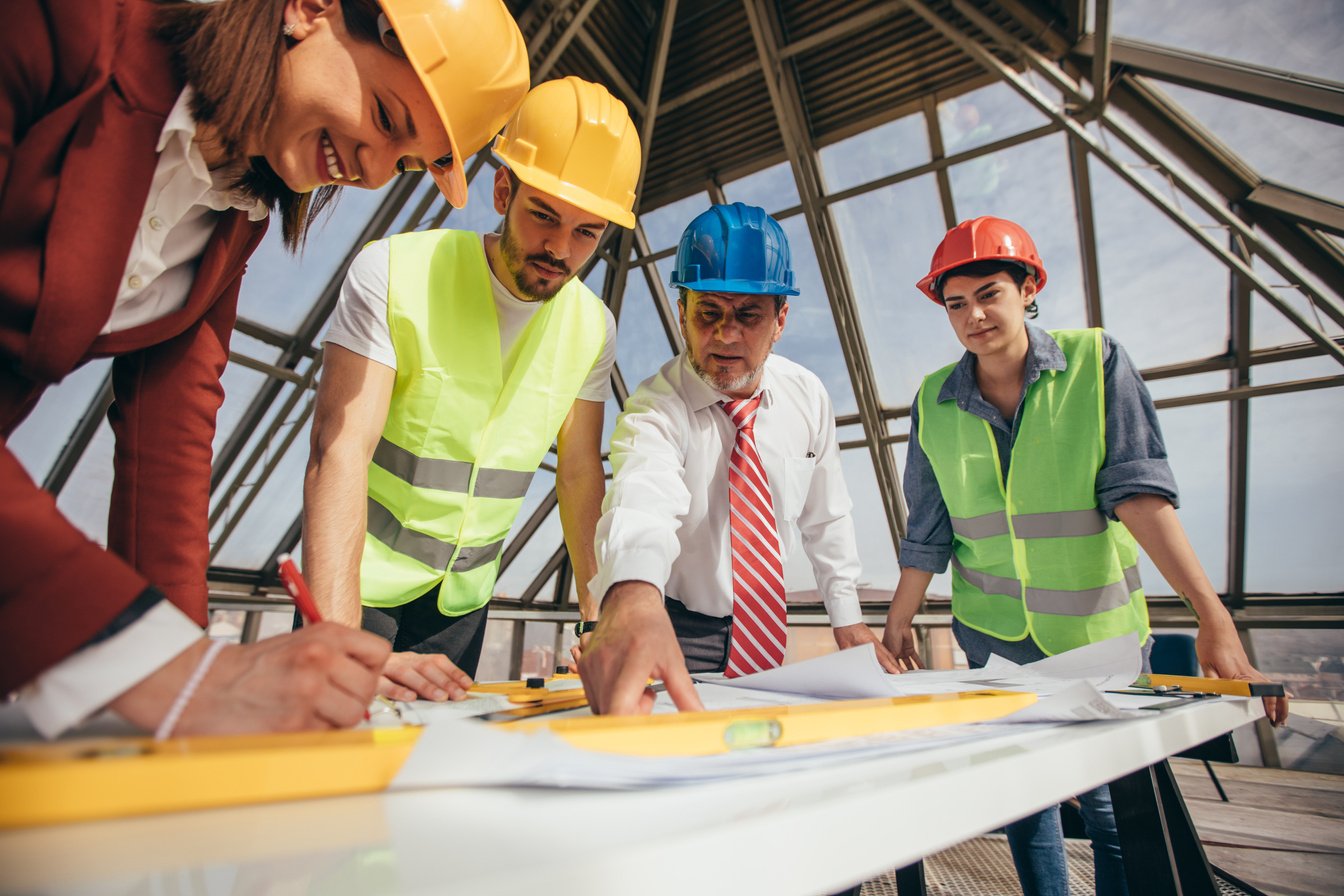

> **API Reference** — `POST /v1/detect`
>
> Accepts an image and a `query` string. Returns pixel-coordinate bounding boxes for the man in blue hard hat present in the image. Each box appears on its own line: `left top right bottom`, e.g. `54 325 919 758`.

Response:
580 203 898 715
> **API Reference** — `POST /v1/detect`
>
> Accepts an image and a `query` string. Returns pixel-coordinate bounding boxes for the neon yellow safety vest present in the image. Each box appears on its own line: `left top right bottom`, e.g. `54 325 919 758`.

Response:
360 229 607 615
917 328 1150 655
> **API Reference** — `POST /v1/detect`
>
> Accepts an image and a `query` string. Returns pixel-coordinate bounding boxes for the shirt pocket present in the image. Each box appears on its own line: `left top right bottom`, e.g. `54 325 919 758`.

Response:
780 456 817 522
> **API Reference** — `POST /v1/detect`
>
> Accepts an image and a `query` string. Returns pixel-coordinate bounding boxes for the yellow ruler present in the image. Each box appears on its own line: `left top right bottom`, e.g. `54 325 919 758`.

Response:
0 726 420 829
512 689 1036 757
1133 674 1285 698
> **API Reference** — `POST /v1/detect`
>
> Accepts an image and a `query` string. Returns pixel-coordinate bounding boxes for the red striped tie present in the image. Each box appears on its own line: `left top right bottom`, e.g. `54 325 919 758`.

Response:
720 396 788 677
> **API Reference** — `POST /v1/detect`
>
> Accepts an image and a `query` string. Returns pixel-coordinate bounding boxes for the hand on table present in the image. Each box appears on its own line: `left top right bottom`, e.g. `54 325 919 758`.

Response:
377 651 473 702
1196 623 1289 726
880 618 924 673
112 622 390 735
578 583 703 715
833 622 902 673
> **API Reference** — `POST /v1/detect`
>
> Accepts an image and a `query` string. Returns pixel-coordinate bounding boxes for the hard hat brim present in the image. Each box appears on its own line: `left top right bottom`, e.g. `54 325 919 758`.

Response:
671 277 800 297
379 5 470 209
499 151 636 229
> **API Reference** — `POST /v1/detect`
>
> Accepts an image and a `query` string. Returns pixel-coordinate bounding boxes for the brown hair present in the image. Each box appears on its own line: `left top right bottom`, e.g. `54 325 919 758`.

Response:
154 0 385 250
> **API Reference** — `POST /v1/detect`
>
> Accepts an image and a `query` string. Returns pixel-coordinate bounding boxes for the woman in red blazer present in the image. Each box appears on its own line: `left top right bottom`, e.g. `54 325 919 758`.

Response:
0 0 527 737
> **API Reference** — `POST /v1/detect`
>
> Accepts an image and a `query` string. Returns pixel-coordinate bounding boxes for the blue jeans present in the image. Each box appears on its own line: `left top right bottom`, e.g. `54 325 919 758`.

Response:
952 619 1152 896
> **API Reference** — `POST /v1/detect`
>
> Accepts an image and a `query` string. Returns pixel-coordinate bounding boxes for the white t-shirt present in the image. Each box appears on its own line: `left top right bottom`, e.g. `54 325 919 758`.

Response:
324 237 616 401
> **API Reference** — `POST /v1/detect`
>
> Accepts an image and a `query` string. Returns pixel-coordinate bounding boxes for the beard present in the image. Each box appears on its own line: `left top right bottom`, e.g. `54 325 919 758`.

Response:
499 219 571 303
689 352 765 395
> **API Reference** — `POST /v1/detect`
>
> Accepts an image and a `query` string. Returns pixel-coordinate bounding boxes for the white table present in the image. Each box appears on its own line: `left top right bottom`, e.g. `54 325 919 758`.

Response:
0 697 1260 896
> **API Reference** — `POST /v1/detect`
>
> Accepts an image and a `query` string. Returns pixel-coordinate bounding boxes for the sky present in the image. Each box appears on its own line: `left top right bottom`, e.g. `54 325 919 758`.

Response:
10 0 1342 603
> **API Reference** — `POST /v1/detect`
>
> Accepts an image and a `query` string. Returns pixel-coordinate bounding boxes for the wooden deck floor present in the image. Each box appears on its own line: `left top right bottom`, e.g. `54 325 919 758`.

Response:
1173 758 1344 896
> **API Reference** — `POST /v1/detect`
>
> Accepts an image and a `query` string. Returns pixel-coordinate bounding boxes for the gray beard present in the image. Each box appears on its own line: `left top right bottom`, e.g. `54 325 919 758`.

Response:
689 354 764 395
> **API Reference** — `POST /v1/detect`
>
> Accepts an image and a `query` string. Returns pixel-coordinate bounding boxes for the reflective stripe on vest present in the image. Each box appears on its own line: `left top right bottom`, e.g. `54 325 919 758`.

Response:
359 229 607 615
952 557 1142 615
372 437 534 499
919 328 1150 655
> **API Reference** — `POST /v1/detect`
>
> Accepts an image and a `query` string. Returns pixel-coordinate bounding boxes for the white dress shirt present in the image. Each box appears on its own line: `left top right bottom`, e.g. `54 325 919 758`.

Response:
591 353 863 628
22 88 264 737
324 237 617 401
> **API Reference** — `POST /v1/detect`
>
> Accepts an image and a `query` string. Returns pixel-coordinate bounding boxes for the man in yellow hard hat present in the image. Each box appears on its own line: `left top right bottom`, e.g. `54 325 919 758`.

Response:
302 76 640 701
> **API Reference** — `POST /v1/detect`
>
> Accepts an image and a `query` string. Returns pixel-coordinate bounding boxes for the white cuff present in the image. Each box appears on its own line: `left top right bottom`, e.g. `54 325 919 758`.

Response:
824 589 864 629
19 602 204 738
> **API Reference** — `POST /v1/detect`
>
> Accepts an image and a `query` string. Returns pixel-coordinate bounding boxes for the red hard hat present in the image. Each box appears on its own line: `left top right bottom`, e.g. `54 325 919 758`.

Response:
916 216 1048 303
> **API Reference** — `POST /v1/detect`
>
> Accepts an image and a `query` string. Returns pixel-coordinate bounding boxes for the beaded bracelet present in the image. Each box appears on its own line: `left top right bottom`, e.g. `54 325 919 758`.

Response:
154 639 227 741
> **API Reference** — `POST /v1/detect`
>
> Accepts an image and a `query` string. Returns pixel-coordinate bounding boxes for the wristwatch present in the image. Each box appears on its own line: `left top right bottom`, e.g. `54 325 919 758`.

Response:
574 620 598 638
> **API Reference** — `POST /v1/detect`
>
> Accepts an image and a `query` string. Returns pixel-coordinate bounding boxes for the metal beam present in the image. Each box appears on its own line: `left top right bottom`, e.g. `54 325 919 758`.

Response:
1087 0 1113 113
226 350 307 386
743 0 907 546
1111 75 1344 301
1073 35 1344 127
1152 374 1344 410
1067 134 1105 328
906 0 1344 368
922 94 957 230
1226 210 1253 610
1245 182 1344 237
532 0 604 86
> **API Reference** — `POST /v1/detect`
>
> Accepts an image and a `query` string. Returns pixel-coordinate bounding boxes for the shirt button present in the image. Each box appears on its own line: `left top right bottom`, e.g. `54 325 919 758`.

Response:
148 215 165 231
127 274 143 290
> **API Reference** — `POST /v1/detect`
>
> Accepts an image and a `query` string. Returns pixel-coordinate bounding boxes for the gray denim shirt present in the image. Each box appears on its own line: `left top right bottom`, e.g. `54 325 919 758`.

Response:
899 324 1179 573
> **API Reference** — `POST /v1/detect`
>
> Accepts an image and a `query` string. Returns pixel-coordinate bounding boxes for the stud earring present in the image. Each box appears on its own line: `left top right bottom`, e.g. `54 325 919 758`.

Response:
282 23 296 38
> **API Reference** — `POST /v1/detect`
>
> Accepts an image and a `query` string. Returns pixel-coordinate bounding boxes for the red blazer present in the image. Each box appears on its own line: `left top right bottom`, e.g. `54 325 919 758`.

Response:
0 0 268 692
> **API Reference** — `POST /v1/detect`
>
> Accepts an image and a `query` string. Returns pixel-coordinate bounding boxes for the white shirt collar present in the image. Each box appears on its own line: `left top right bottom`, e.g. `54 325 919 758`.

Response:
159 88 268 222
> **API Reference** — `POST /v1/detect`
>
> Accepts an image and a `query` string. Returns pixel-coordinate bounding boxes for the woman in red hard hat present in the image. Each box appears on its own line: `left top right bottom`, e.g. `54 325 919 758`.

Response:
1 0 527 740
884 216 1286 896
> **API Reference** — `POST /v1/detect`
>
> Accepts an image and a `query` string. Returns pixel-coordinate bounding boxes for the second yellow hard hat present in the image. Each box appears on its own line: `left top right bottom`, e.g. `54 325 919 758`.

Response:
493 77 641 228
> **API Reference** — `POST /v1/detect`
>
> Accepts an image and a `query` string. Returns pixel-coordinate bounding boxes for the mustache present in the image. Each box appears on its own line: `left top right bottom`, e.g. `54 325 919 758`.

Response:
526 253 570 277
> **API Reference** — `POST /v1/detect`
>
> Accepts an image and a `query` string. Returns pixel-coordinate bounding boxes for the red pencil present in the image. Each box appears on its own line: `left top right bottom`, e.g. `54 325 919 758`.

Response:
277 553 323 625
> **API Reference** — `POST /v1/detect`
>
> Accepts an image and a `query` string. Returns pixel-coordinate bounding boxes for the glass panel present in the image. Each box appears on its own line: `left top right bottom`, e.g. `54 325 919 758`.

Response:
842 446 898 593
1162 85 1344 204
614 264 677 392
478 618 518 681
7 359 111 482
773 215 857 415
211 415 312 567
1143 403 1228 593
495 490 564 601
819 112 930 195
831 174 953 409
1113 0 1344 84
1089 153 1229 369
638 191 711 254
54 420 115 545
1142 371 1227 402
1245 388 1344 593
1249 629 1344 702
936 80 1052 158
724 160 799 212
1252 356 1342 388
236 179 394 331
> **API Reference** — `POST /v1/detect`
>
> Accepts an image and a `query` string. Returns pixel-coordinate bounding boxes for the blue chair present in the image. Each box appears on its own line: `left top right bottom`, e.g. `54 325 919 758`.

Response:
1151 633 1231 801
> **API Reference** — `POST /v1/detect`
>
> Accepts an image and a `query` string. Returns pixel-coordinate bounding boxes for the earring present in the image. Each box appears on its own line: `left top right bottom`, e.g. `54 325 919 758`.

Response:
282 23 296 38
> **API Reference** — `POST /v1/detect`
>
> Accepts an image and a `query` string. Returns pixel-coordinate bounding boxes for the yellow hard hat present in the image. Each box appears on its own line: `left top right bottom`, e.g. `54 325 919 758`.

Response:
492 77 641 228
378 0 530 208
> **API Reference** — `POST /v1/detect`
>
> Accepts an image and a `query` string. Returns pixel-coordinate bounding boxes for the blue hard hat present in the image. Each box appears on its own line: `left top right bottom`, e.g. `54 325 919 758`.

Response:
669 202 800 296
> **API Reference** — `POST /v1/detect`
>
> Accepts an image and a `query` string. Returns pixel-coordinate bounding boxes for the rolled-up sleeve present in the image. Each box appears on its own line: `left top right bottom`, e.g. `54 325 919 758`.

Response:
1096 335 1180 519
898 393 954 573
589 387 691 606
